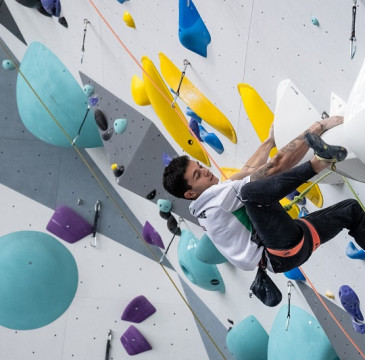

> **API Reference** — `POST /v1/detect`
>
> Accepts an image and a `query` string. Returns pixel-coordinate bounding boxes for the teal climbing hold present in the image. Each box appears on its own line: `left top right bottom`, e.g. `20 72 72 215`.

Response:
83 84 95 97
226 315 269 360
2 59 15 70
114 118 127 134
157 199 172 213
268 305 339 360
195 234 227 264
16 42 102 148
311 16 320 26
178 229 225 292
178 0 211 57
0 231 78 330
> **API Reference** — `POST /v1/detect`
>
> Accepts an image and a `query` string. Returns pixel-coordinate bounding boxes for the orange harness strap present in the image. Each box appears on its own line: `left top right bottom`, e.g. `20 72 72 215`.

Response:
266 218 321 257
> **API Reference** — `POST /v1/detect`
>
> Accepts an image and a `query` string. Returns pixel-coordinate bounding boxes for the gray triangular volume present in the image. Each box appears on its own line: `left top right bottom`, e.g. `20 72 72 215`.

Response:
0 1 27 45
297 281 365 360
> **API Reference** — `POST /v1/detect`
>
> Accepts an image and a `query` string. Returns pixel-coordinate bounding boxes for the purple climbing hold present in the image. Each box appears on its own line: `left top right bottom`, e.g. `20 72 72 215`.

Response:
189 118 202 141
40 0 61 16
120 325 152 356
121 295 156 323
339 285 364 321
46 205 93 243
142 221 165 249
162 152 173 167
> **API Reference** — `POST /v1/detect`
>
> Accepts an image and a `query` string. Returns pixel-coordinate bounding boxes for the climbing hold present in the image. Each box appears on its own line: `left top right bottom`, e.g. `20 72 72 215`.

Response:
83 84 95 97
94 109 108 131
186 107 202 123
199 124 224 154
162 152 173 167
121 295 156 323
157 199 172 213
2 59 15 70
284 267 305 281
111 163 125 177
40 0 61 17
226 315 268 360
89 96 99 107
346 241 365 259
131 75 150 106
15 0 37 7
189 118 202 141
159 210 172 220
339 284 364 321
286 190 306 205
167 215 181 236
114 118 127 134
120 325 152 356
178 0 211 57
46 205 93 243
58 16 68 27
0 231 78 330
37 1 52 16
195 234 227 264
146 189 156 200
299 206 309 218
311 16 319 26
178 229 225 292
142 221 164 249
325 290 335 299
123 11 135 28
117 0 129 3
102 128 113 141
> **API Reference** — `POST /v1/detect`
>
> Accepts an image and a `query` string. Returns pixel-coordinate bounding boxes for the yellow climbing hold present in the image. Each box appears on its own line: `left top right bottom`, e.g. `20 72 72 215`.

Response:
131 75 150 106
325 290 335 299
123 11 135 28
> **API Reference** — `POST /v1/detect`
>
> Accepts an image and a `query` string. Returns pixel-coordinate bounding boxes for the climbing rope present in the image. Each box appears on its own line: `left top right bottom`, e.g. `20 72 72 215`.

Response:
0 36 228 360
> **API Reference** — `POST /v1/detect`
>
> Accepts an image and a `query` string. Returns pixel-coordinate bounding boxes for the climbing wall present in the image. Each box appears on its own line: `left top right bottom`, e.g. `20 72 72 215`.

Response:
1 0 365 359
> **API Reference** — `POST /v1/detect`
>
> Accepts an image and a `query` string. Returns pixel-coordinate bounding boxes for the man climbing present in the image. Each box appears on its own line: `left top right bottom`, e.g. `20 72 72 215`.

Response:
162 116 365 273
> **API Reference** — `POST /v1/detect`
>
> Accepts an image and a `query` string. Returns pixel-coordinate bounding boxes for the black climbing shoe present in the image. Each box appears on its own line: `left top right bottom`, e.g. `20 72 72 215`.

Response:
305 133 347 163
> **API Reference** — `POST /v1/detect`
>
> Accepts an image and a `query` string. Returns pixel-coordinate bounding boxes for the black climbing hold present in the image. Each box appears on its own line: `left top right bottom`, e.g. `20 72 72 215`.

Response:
112 165 125 177
146 189 156 200
94 109 108 131
37 1 52 16
159 210 171 220
58 16 68 28
167 215 181 236
102 128 113 141
210 279 220 286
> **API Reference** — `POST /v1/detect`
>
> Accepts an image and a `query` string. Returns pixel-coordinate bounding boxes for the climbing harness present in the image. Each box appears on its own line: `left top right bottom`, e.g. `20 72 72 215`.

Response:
350 0 357 59
81 19 90 64
90 200 101 247
159 217 183 263
285 281 294 331
171 59 190 108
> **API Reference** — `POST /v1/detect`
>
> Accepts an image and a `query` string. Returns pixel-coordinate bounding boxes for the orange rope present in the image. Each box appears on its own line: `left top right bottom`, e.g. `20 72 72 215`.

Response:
91 2 365 356
88 0 227 179
299 266 365 359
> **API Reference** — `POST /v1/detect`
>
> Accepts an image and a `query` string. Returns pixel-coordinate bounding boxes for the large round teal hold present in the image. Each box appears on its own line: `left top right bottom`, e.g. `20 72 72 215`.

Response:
16 42 102 148
195 234 227 264
2 59 15 70
0 231 78 330
226 315 268 360
114 118 127 134
83 84 95 97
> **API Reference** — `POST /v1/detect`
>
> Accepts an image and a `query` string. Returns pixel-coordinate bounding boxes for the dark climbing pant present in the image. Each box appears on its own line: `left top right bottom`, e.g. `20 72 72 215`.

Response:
240 161 365 273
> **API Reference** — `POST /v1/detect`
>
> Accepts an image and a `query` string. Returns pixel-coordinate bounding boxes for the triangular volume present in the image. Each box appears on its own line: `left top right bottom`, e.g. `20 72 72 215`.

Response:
121 295 156 323
142 221 165 248
120 325 152 355
0 4 27 45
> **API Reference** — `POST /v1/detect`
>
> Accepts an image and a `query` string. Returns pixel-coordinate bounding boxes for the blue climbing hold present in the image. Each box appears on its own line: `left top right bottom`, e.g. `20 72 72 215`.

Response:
189 118 202 141
199 124 224 154
284 267 305 281
339 284 364 321
186 107 202 123
299 206 309 218
178 229 225 292
40 0 61 17
178 0 211 57
226 315 269 360
114 118 127 134
195 234 227 264
346 241 365 260
117 0 129 3
162 152 173 167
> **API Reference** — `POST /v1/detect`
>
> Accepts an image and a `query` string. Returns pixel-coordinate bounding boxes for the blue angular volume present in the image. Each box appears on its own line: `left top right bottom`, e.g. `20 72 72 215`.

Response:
178 0 211 57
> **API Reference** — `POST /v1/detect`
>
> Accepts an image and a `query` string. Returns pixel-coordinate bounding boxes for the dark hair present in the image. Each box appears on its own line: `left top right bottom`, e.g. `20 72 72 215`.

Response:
162 155 192 199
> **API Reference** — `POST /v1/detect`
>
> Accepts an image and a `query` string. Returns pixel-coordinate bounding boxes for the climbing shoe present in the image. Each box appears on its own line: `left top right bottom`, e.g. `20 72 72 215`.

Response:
305 133 347 163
